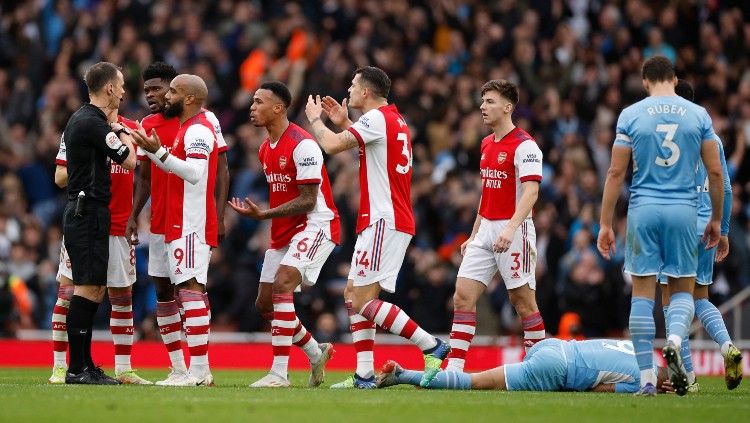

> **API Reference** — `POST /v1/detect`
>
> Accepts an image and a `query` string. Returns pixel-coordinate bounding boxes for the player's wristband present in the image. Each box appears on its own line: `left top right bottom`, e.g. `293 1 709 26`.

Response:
153 146 167 161
114 127 131 137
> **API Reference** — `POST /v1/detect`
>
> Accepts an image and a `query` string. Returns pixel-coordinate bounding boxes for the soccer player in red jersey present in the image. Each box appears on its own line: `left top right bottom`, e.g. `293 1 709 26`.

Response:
132 74 220 386
49 112 151 385
126 63 229 385
306 67 449 388
228 81 338 387
444 80 545 372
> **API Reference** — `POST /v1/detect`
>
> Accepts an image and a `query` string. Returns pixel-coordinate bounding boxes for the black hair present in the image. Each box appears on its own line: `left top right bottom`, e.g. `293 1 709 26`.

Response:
84 62 120 93
641 56 676 83
142 61 177 82
259 81 292 108
675 79 695 102
354 66 391 99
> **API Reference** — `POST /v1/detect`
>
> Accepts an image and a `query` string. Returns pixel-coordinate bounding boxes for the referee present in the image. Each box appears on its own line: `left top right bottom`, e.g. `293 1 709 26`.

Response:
62 62 136 384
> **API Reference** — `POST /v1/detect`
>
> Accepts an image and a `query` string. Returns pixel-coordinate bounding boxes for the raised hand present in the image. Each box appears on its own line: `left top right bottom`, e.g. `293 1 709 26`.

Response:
305 95 323 123
321 96 350 127
228 197 266 220
132 123 162 154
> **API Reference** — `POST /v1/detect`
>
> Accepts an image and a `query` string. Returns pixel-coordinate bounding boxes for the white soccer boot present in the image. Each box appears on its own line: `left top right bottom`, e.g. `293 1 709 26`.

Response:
309 343 335 387
250 372 290 388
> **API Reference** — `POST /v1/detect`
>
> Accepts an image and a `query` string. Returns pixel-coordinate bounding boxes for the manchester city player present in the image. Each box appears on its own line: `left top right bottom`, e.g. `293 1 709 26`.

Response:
597 56 724 396
377 338 673 394
658 79 742 392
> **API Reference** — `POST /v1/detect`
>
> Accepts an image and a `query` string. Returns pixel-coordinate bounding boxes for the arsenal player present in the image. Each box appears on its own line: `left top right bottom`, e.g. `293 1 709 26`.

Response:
132 74 219 386
444 79 546 372
306 66 449 389
228 81 338 388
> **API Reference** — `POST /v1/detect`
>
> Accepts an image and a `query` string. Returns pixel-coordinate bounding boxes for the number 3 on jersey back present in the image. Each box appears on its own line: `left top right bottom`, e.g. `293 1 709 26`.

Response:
395 132 412 174
655 123 679 167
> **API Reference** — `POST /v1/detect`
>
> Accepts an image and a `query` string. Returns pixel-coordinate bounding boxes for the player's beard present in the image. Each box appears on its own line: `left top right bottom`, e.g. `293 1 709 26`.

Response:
163 100 183 119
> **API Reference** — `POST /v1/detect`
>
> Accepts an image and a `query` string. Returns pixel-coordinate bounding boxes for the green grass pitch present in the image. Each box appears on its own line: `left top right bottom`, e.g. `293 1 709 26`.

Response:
0 368 748 422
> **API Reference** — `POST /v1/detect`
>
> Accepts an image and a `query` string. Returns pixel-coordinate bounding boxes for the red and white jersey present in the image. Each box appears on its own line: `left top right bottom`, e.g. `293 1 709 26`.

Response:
139 109 227 235
259 123 341 249
478 127 543 220
164 111 219 247
346 104 415 235
56 115 137 236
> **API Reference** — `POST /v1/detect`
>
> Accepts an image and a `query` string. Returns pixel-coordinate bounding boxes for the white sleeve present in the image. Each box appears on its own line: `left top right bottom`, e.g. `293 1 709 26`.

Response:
184 124 215 159
204 110 227 152
293 139 324 184
347 109 386 145
55 133 67 165
515 140 543 182
162 155 207 185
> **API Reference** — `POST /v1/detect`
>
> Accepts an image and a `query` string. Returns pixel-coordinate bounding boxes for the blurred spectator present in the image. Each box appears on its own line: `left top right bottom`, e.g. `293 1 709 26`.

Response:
0 1 749 340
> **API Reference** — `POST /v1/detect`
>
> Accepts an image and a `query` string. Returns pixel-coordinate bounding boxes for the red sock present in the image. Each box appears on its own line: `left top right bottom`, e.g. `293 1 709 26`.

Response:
522 311 545 351
52 285 74 367
446 311 476 371
347 300 375 378
109 292 134 373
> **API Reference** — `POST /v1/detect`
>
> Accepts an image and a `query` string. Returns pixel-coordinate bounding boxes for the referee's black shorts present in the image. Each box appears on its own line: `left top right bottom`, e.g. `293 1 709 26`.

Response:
63 200 110 286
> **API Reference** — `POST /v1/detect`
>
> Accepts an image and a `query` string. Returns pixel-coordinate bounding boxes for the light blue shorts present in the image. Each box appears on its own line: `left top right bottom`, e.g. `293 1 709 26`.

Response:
504 338 567 391
658 237 715 285
625 204 698 278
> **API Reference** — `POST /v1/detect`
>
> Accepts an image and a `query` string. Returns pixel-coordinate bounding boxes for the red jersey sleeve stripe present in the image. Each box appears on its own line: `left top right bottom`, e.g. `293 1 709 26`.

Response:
186 153 208 159
217 146 228 153
55 159 67 166
296 178 321 184
347 127 364 144
520 175 542 183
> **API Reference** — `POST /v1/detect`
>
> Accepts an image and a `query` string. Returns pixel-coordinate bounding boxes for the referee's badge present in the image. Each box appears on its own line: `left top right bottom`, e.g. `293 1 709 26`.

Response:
105 132 123 149
498 151 507 164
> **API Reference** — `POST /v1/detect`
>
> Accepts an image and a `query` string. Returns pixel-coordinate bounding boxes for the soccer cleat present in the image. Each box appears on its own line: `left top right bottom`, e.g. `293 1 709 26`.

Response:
66 367 121 385
155 368 191 386
420 338 450 388
308 343 335 388
687 381 700 393
376 360 403 388
192 372 215 387
116 369 154 385
633 383 657 396
663 341 689 396
48 365 67 384
250 372 290 388
724 345 743 390
329 374 376 389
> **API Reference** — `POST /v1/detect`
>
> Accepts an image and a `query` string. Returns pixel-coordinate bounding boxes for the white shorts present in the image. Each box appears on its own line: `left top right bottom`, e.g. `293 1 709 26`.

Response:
457 218 537 290
148 233 170 278
167 232 212 285
57 236 136 288
348 220 412 293
259 227 336 287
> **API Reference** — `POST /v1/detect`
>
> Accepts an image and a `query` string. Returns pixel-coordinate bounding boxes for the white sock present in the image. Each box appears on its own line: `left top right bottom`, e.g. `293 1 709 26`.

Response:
721 341 732 356
687 371 696 385
667 334 682 349
640 369 656 386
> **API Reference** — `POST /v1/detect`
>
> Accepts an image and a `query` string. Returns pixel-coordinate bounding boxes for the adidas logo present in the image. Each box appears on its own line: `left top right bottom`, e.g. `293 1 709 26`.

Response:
292 252 301 259
175 268 182 275
357 270 366 277
511 272 520 279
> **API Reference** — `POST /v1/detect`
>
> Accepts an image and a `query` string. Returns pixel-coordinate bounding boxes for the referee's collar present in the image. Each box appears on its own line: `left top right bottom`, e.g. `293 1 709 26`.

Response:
84 103 108 119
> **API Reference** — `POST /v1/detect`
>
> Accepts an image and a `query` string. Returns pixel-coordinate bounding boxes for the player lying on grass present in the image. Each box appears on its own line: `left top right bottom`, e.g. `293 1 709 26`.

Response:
377 338 673 394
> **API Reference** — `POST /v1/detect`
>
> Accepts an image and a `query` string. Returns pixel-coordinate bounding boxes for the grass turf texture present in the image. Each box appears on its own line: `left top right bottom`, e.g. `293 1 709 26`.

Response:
0 368 748 422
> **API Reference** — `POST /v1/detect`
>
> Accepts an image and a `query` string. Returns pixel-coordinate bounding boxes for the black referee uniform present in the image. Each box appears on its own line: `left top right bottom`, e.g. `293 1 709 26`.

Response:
62 102 130 384
62 103 130 285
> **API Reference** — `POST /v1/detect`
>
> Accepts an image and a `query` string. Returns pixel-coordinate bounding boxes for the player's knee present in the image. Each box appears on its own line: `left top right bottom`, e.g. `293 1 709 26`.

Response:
154 279 174 302
273 267 299 293
453 290 475 311
508 289 537 317
343 283 355 302
350 294 371 314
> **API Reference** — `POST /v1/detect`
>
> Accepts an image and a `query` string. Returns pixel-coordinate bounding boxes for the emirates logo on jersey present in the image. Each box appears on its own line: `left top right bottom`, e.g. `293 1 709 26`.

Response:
279 155 287 170
498 152 507 164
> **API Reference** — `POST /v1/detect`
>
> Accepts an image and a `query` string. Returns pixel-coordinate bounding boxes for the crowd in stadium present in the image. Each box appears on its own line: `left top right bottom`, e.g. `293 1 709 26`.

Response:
0 0 749 343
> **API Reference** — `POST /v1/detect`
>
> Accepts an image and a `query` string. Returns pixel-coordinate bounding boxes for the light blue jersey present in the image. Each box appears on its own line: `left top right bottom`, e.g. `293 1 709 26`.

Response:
565 339 640 393
504 338 642 393
618 95 717 277
695 137 732 236
614 95 716 208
